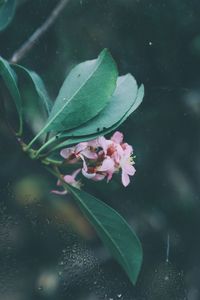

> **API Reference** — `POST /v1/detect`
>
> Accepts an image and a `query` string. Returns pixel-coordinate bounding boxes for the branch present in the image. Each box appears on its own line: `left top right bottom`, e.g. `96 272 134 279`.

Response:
10 0 70 64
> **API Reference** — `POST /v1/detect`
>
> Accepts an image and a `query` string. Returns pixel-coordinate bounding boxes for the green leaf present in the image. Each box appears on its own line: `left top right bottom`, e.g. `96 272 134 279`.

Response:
65 184 143 285
0 0 16 31
50 84 144 151
63 74 138 137
11 64 52 135
0 56 22 134
47 49 117 132
13 64 52 115
29 49 117 144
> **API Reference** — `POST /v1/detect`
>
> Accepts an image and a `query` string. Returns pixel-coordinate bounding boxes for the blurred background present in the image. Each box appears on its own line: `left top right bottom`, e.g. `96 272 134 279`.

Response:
1 0 200 299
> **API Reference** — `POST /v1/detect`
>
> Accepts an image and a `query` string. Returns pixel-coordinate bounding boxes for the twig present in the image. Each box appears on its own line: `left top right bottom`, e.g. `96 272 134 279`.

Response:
10 0 70 63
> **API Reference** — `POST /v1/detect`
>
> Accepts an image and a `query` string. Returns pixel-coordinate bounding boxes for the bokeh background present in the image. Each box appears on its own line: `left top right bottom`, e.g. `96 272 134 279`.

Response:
1 0 200 299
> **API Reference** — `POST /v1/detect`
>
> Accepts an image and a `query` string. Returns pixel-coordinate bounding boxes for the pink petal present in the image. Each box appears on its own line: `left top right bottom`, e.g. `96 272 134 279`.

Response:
60 147 74 159
111 131 123 144
107 171 113 182
72 168 81 178
82 168 96 179
123 164 136 176
98 157 115 172
82 149 98 160
123 143 133 156
93 174 106 181
98 136 109 154
122 171 130 187
114 144 124 161
63 169 81 184
57 179 62 186
75 142 88 154
51 189 68 195
63 175 75 184
88 139 100 148
79 154 88 171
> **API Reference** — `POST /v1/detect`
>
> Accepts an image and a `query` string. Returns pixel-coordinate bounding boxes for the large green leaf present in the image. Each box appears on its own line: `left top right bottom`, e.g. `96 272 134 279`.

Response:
50 84 144 152
63 74 138 137
31 49 117 141
0 56 22 134
0 0 16 31
65 183 143 285
47 49 117 132
13 64 52 115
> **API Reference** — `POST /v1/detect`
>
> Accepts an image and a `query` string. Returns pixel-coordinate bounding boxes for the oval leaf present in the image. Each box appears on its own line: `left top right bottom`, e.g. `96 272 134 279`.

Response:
28 49 118 146
51 84 144 151
47 48 117 132
65 183 143 285
0 56 22 134
63 74 138 137
0 0 16 31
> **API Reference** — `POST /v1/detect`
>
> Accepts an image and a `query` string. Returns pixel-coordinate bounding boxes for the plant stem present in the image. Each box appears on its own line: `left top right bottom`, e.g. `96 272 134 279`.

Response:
34 135 59 157
46 165 62 181
44 132 50 143
42 157 63 166
10 0 70 63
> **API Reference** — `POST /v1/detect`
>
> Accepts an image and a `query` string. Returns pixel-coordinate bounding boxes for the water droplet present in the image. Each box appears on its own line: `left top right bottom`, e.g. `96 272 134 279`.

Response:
117 294 122 298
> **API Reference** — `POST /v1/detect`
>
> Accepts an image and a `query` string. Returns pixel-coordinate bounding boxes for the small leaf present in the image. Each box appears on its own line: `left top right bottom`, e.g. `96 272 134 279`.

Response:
13 64 52 115
63 74 138 137
51 84 144 151
0 56 22 134
0 0 16 31
65 184 143 285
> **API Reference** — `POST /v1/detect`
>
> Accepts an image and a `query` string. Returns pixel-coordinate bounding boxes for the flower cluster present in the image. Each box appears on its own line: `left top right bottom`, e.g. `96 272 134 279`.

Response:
52 131 136 194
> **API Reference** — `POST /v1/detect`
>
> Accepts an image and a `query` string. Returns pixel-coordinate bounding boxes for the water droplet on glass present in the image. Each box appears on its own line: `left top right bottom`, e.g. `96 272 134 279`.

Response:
117 294 122 298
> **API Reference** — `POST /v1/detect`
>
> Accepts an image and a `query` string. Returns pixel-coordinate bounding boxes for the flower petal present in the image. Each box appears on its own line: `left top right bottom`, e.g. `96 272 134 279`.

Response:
122 170 130 187
72 168 81 178
123 143 133 156
98 157 115 172
63 175 75 184
98 136 109 154
107 171 114 182
79 154 88 171
111 131 123 144
93 174 106 181
124 164 136 176
82 168 96 179
75 142 88 154
60 147 74 159
51 189 68 195
82 149 98 159
88 139 100 148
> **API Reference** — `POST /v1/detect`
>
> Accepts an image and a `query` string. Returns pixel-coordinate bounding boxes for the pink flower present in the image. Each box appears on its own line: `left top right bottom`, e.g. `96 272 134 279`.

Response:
51 169 81 195
60 142 97 162
119 146 136 187
82 156 115 182
59 131 136 188
111 131 124 144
